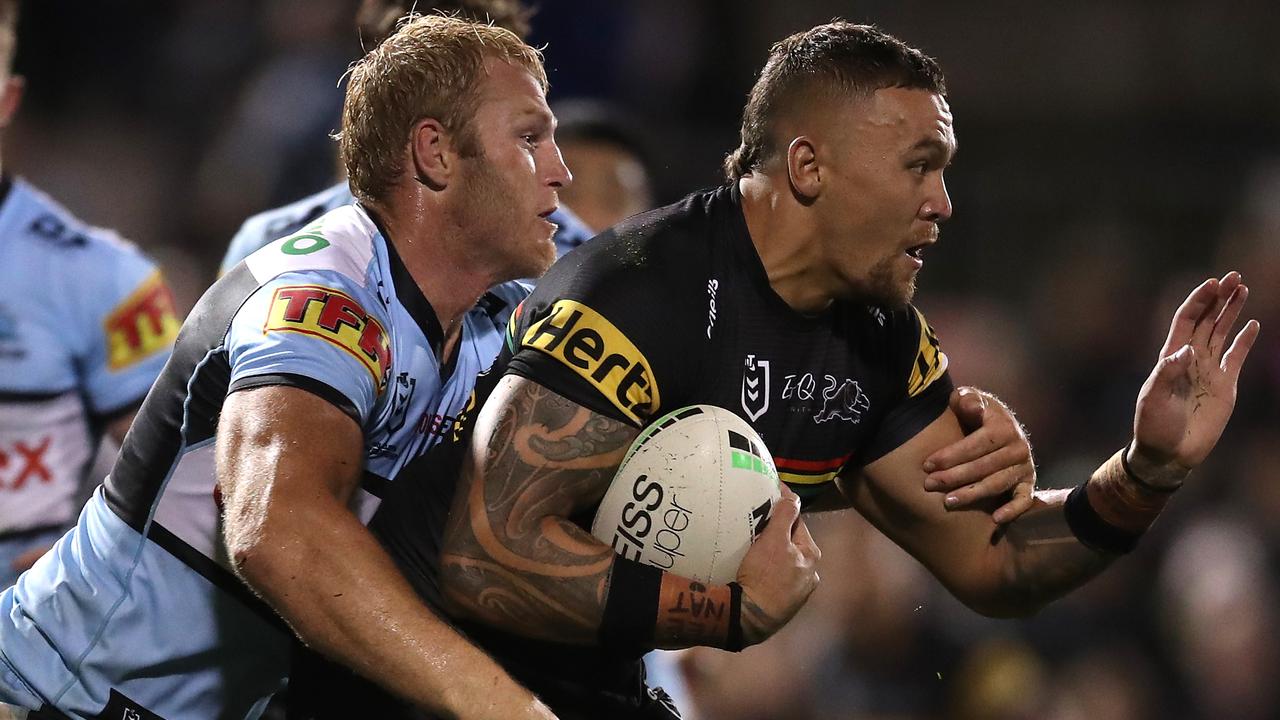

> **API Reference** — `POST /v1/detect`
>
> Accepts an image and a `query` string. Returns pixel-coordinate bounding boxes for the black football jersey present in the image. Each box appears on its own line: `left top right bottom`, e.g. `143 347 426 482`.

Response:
504 183 952 502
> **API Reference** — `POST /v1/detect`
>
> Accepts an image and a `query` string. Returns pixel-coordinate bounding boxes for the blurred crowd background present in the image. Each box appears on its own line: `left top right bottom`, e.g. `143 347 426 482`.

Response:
10 1 1280 718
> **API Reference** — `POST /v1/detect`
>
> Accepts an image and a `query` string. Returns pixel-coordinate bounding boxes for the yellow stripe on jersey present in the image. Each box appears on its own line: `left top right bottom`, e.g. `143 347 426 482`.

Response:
521 299 660 425
907 307 948 397
779 470 840 486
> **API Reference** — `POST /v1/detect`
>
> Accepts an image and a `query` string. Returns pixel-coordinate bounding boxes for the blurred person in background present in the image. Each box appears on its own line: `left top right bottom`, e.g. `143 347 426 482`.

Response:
0 15 563 720
551 98 655 232
395 21 1256 719
0 0 177 588
219 0 594 276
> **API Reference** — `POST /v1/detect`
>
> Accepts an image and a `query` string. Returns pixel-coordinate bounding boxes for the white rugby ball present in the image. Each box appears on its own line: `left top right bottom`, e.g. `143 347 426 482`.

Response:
591 405 781 584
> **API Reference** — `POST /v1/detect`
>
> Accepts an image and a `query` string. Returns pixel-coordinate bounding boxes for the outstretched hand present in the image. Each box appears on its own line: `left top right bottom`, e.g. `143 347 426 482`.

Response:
1129 272 1260 484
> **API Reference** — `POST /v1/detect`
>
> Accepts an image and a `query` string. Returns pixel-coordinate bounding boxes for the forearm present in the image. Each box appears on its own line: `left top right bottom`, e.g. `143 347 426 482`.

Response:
441 483 740 650
233 497 547 720
986 447 1179 616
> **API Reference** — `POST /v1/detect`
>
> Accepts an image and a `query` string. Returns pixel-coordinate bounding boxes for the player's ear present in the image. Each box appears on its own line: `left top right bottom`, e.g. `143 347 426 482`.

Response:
0 75 25 130
410 117 451 190
785 136 821 201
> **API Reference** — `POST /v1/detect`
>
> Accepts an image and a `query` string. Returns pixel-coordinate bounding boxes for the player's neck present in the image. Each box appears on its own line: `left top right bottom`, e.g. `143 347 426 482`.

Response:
738 175 836 315
375 203 493 336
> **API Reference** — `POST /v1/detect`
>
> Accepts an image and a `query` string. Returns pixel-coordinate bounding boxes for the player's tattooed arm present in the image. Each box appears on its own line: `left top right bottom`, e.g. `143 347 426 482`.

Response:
441 374 821 647
439 374 636 644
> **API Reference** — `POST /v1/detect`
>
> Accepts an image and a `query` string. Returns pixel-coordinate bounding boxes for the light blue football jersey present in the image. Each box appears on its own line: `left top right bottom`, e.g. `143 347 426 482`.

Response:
0 176 176 541
220 181 596 276
0 204 529 719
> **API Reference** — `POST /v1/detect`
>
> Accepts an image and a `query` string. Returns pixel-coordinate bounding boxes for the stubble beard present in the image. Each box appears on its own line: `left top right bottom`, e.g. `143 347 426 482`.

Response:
456 156 554 282
857 251 916 309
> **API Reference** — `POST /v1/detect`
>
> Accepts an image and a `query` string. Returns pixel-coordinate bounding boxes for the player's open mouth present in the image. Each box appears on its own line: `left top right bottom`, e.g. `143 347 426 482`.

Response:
538 207 557 219
905 243 929 264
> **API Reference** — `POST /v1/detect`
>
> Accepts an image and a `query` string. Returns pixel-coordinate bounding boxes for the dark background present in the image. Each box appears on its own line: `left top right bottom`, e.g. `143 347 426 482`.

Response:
10 2 1280 718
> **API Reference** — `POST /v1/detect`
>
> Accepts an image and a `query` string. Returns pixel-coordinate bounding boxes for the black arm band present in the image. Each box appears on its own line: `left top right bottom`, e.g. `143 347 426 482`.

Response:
599 557 663 652
1063 483 1140 555
726 582 745 652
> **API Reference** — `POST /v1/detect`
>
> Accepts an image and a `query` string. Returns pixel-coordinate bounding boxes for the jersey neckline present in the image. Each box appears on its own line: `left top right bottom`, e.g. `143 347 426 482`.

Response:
360 205 449 363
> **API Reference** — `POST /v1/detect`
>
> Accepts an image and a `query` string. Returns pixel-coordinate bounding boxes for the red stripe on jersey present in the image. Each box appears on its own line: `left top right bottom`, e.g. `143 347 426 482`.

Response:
774 451 854 474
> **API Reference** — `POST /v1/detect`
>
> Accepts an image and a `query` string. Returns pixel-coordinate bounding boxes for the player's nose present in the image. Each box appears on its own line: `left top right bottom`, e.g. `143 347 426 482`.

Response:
546 142 572 189
921 176 952 223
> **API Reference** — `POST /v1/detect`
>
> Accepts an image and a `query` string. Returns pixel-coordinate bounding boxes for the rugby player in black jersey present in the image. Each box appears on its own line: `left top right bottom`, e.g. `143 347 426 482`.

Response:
364 21 1257 720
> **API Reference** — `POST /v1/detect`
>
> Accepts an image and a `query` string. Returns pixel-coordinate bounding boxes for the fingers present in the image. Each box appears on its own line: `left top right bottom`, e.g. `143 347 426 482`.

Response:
937 464 1029 511
765 486 802 540
948 387 987 433
1161 277 1218 358
790 515 821 563
924 441 1030 492
1191 272 1241 351
1209 284 1248 359
992 476 1035 525
1222 319 1261 380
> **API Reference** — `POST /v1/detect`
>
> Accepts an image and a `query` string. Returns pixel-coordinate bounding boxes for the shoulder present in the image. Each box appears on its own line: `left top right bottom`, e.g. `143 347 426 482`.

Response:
3 178 152 266
242 204 378 290
535 187 721 302
222 182 354 274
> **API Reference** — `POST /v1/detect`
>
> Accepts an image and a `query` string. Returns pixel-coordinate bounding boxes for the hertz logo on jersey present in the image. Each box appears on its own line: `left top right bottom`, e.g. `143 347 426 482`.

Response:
906 307 948 397
263 285 391 390
104 272 180 371
520 299 660 424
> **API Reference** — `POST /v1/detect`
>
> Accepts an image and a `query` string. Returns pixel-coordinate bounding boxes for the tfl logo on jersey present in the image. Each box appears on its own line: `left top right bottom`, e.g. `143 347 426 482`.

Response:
264 285 392 390
741 355 770 421
521 299 660 424
812 378 870 424
104 272 180 371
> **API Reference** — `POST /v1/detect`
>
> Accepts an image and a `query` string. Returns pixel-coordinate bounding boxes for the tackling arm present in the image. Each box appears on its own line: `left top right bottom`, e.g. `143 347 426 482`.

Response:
218 385 554 720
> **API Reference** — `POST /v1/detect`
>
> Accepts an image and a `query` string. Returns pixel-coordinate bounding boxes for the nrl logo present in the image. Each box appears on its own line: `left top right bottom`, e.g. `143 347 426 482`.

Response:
813 378 870 424
741 355 770 421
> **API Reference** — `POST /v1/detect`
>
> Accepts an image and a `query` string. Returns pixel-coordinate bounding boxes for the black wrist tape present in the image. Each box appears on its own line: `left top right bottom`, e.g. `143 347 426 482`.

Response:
599 557 662 651
726 582 745 652
1063 483 1141 555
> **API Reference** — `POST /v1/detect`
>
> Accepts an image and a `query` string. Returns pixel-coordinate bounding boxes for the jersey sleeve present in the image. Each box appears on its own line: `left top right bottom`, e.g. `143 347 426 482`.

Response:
224 271 393 425
859 305 954 463
503 237 705 427
79 247 180 419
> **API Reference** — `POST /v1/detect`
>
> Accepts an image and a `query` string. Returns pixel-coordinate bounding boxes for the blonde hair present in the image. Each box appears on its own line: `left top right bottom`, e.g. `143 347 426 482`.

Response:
339 13 546 205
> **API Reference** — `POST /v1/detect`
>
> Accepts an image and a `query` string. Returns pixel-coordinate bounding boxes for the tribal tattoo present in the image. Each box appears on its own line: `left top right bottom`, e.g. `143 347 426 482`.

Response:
440 375 638 644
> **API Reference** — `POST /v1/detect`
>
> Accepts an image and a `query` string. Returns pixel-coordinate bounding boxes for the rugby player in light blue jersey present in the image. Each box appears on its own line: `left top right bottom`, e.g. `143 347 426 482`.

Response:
0 0 177 590
0 15 562 720
219 0 595 277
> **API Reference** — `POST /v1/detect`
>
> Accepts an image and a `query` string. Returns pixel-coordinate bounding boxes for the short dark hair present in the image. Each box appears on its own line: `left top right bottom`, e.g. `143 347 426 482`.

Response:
724 21 946 181
356 0 534 46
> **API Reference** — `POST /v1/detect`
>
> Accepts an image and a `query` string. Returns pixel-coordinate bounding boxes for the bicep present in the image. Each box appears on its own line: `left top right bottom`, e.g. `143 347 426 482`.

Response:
217 385 365 518
459 373 638 527
839 408 1004 597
